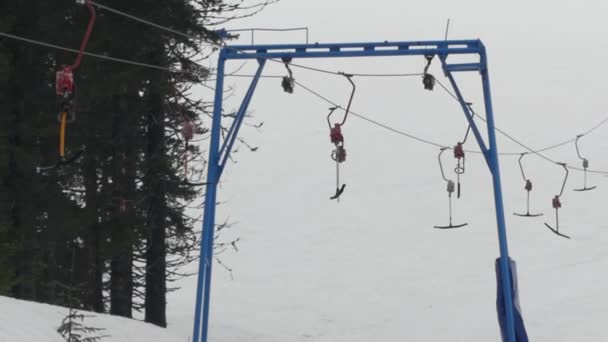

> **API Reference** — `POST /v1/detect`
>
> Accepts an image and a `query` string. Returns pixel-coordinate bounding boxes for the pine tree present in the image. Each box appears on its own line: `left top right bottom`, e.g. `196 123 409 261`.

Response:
1 0 273 326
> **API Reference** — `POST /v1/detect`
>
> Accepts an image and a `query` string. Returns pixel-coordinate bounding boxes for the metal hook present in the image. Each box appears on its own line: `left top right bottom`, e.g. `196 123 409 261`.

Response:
557 162 569 197
518 153 528 183
326 106 339 129
326 73 355 128
438 147 450 183
281 57 295 93
574 134 596 191
423 55 434 74
575 134 585 161
71 0 97 70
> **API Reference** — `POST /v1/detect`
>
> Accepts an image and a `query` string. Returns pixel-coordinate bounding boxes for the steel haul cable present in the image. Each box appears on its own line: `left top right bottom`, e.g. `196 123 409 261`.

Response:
433 78 608 174
0 32 217 92
3 30 608 173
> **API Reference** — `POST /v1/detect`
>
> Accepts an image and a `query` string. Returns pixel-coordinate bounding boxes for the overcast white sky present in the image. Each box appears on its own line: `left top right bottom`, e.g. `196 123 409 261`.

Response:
168 1 608 341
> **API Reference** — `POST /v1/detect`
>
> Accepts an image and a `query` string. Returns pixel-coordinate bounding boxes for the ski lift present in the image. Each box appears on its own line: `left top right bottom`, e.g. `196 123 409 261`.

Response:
434 148 468 229
513 153 543 217
38 0 96 173
165 109 208 187
327 73 355 200
422 55 435 91
573 134 596 192
180 119 208 186
544 163 570 239
281 57 295 93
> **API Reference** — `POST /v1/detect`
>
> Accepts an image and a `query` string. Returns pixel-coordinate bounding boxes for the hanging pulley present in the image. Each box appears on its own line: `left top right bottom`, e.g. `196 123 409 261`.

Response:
281 57 295 94
422 55 435 91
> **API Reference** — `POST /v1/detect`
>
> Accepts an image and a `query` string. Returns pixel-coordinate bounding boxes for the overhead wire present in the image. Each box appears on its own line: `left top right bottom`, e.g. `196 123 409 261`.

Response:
4 16 608 173
279 60 608 172
0 31 217 92
253 59 608 165
219 63 608 172
433 78 608 174
0 32 189 72
89 0 221 46
294 80 447 148
224 60 608 164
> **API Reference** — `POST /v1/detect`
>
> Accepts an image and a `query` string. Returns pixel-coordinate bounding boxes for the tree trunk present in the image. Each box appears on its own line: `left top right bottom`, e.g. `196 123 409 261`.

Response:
144 57 167 327
109 88 134 318
83 144 104 312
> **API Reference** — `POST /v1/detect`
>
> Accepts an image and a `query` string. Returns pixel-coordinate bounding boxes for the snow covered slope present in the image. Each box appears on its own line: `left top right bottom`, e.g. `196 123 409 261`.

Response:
0 296 184 342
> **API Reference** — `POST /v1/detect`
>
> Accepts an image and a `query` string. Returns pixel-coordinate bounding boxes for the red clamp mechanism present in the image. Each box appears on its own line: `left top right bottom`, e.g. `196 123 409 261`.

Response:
330 123 344 146
453 142 465 198
56 66 75 99
543 163 570 239
552 195 561 209
454 142 465 160
525 180 532 192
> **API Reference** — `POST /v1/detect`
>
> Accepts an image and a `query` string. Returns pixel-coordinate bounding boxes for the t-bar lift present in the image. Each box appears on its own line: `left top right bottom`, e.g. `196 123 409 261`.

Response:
192 39 520 342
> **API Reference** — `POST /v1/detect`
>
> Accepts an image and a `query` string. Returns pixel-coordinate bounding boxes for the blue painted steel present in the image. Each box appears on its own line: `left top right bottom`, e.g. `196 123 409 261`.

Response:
440 46 517 342
192 52 226 342
439 59 490 166
496 258 529 341
224 47 480 60
218 59 266 176
226 39 480 53
479 43 517 342
223 40 483 60
193 38 520 342
444 62 482 73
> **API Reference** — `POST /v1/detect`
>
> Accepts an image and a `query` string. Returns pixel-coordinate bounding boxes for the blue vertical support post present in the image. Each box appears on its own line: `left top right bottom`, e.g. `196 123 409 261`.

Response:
441 49 517 341
479 45 517 342
192 51 226 342
193 57 266 342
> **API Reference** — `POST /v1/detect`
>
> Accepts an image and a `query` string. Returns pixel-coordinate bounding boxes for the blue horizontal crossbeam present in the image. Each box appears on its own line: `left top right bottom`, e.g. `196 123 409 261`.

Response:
223 39 483 60
444 62 483 73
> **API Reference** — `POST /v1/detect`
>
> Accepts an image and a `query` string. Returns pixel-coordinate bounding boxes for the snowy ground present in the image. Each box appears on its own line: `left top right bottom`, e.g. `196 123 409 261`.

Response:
166 58 608 342
0 296 184 342
166 99 608 342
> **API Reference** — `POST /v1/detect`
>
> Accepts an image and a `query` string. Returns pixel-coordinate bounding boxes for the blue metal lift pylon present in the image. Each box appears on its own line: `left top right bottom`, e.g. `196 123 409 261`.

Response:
193 39 518 342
